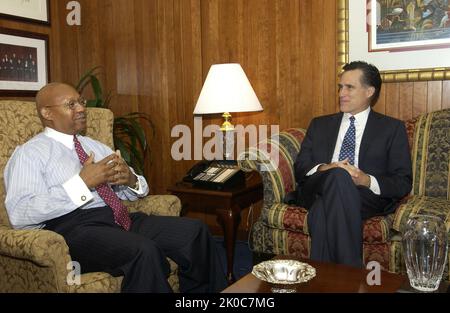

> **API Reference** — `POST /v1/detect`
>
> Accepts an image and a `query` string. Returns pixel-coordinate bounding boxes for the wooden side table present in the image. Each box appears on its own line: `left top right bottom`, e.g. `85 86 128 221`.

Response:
167 173 263 284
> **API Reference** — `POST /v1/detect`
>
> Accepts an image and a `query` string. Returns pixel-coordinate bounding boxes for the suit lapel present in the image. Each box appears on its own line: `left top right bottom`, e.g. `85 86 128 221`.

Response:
359 110 379 166
326 113 343 162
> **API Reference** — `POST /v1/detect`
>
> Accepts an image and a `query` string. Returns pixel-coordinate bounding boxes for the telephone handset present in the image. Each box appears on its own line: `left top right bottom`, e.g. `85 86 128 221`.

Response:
183 160 245 190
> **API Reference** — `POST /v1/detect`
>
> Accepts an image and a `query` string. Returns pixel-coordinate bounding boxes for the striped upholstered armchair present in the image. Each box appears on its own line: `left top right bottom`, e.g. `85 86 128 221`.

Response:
238 108 450 280
0 101 180 292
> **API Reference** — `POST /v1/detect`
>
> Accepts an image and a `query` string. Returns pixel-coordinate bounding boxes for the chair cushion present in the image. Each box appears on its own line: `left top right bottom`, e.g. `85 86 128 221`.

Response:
362 214 394 244
280 205 309 234
393 195 450 235
262 204 392 244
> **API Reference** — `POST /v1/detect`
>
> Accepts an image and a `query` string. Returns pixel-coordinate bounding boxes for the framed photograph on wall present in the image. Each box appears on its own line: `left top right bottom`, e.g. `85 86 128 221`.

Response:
337 0 450 82
0 0 50 25
0 28 49 96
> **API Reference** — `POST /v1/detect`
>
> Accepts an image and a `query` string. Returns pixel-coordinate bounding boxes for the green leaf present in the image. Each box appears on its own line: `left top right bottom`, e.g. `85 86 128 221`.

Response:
114 138 131 165
113 120 145 155
76 66 101 91
104 92 113 108
127 117 147 151
126 142 144 175
89 75 104 107
124 112 155 140
123 120 145 150
86 99 98 108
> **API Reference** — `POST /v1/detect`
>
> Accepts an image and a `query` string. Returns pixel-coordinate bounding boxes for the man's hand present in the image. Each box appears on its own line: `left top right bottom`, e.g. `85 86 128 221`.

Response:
79 153 118 188
318 159 370 187
318 159 350 172
109 150 137 188
79 151 137 189
337 163 371 187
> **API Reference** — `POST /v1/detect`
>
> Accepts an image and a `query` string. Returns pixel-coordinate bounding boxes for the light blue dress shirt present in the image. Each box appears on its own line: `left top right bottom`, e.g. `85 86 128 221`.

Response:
4 127 149 229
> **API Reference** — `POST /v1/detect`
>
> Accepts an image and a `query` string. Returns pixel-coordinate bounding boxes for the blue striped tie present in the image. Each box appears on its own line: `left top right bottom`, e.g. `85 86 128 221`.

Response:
338 116 356 165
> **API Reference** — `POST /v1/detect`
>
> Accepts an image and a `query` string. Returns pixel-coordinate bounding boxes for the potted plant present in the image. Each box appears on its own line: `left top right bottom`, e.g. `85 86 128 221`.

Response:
76 67 154 175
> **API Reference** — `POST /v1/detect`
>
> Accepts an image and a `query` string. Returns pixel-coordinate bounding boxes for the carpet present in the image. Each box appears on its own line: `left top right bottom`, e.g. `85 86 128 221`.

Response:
214 236 253 280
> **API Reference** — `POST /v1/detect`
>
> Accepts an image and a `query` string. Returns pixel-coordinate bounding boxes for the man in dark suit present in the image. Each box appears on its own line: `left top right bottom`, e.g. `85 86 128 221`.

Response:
294 61 412 268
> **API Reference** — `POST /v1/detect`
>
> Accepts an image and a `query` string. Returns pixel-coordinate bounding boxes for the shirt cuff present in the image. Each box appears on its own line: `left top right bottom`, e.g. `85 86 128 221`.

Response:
306 164 324 176
368 175 381 195
128 173 145 195
62 175 93 207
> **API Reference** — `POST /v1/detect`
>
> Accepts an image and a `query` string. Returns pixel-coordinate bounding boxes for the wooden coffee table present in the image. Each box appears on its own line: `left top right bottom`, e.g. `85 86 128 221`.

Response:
222 255 407 293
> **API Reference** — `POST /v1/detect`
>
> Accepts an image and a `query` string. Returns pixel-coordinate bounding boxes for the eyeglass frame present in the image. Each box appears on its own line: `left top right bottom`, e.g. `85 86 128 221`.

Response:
44 97 87 111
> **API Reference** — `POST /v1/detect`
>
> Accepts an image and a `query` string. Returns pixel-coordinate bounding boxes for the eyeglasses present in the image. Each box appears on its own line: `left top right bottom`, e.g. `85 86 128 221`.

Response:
45 97 87 111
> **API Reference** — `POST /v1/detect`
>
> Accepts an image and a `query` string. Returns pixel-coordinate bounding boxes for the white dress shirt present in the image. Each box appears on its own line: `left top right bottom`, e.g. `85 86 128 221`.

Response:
306 106 381 195
4 127 149 229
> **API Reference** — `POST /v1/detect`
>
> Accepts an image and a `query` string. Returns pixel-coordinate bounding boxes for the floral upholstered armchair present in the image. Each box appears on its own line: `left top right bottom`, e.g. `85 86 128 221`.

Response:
238 108 450 280
0 101 180 292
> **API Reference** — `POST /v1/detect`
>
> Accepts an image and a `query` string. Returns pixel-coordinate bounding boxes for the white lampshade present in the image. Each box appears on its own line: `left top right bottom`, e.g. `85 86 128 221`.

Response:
193 63 263 115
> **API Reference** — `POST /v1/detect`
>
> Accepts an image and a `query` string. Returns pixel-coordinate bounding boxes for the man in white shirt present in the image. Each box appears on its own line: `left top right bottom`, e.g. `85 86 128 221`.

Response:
4 83 227 292
293 61 412 268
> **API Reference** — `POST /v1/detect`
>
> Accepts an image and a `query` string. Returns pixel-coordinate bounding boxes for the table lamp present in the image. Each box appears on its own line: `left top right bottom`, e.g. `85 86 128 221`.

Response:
193 63 263 132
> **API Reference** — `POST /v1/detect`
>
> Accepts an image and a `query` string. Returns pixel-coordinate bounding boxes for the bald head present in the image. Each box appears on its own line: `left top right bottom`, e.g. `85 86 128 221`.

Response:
35 82 87 135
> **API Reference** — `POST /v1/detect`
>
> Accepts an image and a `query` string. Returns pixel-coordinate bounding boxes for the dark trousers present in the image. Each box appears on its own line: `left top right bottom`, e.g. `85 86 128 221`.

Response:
297 168 391 268
44 206 227 293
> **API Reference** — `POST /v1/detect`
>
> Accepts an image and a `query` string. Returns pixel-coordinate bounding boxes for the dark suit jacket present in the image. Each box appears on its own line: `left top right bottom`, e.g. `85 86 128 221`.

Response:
294 110 412 200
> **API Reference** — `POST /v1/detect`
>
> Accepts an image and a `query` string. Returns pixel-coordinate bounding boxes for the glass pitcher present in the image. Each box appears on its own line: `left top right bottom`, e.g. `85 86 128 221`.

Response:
402 214 448 292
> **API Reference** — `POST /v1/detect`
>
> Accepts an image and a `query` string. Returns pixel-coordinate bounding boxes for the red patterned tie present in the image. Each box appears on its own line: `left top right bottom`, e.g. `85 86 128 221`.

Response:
73 135 131 231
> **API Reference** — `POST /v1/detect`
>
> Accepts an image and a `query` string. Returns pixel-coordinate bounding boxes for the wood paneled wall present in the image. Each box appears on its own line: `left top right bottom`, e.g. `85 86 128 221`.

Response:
375 81 450 118
2 0 450 197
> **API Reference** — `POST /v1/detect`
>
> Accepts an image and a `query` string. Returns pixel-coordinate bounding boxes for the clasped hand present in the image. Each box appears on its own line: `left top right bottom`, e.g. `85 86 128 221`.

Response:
79 150 135 189
318 159 370 187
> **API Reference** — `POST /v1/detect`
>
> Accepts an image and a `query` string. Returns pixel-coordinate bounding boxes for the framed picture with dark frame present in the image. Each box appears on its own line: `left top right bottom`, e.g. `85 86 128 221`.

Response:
0 0 50 26
0 28 49 97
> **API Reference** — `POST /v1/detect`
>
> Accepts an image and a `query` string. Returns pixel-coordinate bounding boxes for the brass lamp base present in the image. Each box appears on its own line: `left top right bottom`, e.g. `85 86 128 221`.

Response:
220 112 235 131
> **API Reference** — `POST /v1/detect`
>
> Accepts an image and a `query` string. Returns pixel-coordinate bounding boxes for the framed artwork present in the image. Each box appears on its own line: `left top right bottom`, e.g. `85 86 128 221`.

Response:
0 28 49 96
337 0 450 82
0 0 50 25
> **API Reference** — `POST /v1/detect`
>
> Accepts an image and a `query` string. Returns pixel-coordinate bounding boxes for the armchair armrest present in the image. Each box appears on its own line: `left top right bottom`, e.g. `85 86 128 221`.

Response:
125 195 181 217
0 226 72 268
393 196 450 234
0 225 76 292
238 128 306 205
238 147 285 206
259 203 309 234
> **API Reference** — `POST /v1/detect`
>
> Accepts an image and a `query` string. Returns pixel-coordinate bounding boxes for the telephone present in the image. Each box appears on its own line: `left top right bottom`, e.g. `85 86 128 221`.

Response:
183 160 245 190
